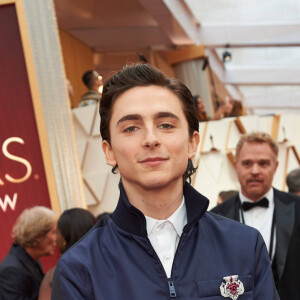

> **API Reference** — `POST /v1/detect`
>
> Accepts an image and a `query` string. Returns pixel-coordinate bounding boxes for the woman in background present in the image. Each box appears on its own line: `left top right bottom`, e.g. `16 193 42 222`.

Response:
38 208 96 300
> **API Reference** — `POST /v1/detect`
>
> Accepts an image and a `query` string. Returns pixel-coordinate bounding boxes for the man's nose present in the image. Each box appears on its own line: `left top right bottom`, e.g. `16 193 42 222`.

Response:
142 127 160 149
250 164 260 174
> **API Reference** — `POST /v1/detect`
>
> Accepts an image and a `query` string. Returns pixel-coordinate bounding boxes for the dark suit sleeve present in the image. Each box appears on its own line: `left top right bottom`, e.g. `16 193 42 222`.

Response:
51 265 64 300
253 232 280 300
0 266 36 300
51 258 93 300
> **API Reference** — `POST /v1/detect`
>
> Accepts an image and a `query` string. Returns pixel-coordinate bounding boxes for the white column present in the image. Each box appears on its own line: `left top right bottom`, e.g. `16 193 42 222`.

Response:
22 0 86 211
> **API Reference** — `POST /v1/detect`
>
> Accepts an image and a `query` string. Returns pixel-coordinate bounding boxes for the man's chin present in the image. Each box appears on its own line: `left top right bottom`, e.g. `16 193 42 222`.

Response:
245 189 265 201
139 177 179 191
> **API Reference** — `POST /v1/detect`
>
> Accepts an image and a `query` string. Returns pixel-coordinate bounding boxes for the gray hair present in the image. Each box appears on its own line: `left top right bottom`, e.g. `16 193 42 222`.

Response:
12 206 57 248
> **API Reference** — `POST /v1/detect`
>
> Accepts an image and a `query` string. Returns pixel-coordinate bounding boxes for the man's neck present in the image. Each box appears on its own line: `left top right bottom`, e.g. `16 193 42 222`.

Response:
122 179 184 220
24 247 40 261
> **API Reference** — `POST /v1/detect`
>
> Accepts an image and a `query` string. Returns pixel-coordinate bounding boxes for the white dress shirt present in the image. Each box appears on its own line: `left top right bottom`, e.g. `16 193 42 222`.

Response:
145 198 187 278
239 188 276 259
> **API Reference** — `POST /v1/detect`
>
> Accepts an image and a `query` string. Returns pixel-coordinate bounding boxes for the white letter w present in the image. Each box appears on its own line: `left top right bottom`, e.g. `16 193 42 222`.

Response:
0 194 18 212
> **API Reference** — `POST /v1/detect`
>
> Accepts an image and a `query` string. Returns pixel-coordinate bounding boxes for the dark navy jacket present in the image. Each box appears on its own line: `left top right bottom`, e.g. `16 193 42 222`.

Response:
52 183 279 299
0 244 44 300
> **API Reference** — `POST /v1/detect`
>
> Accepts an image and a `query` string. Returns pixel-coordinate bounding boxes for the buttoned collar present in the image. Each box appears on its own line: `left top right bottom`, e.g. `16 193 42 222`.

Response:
145 197 187 237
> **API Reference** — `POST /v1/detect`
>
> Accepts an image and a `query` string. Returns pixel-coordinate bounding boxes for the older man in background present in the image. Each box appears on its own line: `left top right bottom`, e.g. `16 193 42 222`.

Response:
286 168 300 196
212 132 300 300
0 206 57 300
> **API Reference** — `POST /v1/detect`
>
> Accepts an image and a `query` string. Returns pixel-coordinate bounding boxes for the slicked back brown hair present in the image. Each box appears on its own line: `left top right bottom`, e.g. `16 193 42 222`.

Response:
235 131 279 160
99 63 199 144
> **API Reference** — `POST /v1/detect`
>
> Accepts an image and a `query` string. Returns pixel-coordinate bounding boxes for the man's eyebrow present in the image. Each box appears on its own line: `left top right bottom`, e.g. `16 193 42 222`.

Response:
117 112 179 125
117 114 142 125
154 112 180 120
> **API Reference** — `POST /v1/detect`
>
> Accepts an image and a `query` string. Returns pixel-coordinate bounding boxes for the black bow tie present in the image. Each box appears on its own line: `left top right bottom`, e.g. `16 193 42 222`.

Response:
242 197 269 211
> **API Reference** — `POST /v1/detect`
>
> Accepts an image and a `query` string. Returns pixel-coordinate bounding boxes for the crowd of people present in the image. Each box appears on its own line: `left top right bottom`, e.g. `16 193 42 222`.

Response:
0 206 103 299
1 64 300 300
193 95 246 122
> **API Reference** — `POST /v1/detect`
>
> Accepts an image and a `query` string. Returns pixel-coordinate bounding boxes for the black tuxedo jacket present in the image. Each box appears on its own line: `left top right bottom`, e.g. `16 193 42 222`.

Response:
211 188 300 300
0 244 44 300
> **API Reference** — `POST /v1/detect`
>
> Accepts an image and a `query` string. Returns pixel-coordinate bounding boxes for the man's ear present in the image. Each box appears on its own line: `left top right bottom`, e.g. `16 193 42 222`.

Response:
35 236 42 246
274 160 279 172
102 140 117 166
188 131 200 159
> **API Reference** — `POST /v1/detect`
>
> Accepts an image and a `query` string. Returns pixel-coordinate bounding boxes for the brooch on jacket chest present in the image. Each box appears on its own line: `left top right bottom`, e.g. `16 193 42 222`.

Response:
220 275 244 299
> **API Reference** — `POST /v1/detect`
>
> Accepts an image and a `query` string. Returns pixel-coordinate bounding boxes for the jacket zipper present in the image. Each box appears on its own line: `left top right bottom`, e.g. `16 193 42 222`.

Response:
168 232 187 298
146 231 189 298
146 237 176 298
168 279 176 298
145 212 201 298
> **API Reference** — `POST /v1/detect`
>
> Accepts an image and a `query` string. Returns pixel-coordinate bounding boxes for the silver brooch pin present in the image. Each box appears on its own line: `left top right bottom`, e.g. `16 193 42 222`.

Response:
220 275 244 299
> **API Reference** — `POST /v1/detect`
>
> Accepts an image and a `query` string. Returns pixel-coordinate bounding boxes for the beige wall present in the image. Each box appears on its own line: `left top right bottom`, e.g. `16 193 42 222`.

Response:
59 29 94 108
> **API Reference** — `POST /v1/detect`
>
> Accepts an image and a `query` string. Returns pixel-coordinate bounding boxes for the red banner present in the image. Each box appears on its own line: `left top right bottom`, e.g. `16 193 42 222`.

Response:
0 4 57 270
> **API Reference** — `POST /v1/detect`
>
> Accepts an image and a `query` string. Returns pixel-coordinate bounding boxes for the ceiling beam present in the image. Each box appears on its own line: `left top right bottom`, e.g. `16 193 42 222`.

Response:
137 0 193 46
197 24 300 47
224 69 300 85
162 0 200 43
206 49 300 85
165 3 300 47
244 96 300 108
166 45 205 64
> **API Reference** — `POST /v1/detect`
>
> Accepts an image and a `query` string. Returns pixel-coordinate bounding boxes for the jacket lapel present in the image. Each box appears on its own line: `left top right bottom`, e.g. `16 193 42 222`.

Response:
274 189 295 280
229 195 240 222
12 245 44 282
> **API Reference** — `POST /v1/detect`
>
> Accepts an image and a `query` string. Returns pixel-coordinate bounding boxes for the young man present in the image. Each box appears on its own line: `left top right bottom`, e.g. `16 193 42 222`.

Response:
212 132 300 300
79 70 102 107
52 64 278 299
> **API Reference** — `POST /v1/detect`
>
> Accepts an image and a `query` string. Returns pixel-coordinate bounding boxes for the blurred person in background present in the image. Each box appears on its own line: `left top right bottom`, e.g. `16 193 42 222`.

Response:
193 95 209 122
217 190 238 205
0 206 57 300
213 98 234 120
193 95 237 122
229 99 246 117
212 132 300 300
38 208 96 300
79 70 102 107
286 168 300 196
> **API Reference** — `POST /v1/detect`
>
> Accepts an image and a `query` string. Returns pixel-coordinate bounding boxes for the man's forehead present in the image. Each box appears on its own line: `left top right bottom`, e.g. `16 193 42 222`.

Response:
242 141 272 150
238 142 277 159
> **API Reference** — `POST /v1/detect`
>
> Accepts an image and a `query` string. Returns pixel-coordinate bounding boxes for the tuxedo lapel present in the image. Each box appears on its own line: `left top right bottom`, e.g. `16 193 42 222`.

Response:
274 190 295 280
231 195 241 222
212 195 240 221
12 245 44 283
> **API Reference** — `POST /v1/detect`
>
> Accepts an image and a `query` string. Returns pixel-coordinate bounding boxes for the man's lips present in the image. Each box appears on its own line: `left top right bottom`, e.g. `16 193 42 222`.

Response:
140 157 168 166
247 179 263 185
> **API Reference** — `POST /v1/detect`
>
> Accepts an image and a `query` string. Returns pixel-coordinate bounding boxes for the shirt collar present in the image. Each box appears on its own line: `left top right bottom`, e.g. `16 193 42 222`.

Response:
239 187 274 206
145 197 187 237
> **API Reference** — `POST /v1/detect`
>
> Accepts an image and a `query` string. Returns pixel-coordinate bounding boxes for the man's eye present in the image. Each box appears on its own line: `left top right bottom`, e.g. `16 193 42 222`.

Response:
124 126 138 133
159 123 174 129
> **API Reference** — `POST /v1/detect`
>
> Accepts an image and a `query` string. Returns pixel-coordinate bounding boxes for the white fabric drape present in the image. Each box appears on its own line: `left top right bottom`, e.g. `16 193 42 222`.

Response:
173 59 214 116
23 0 86 211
